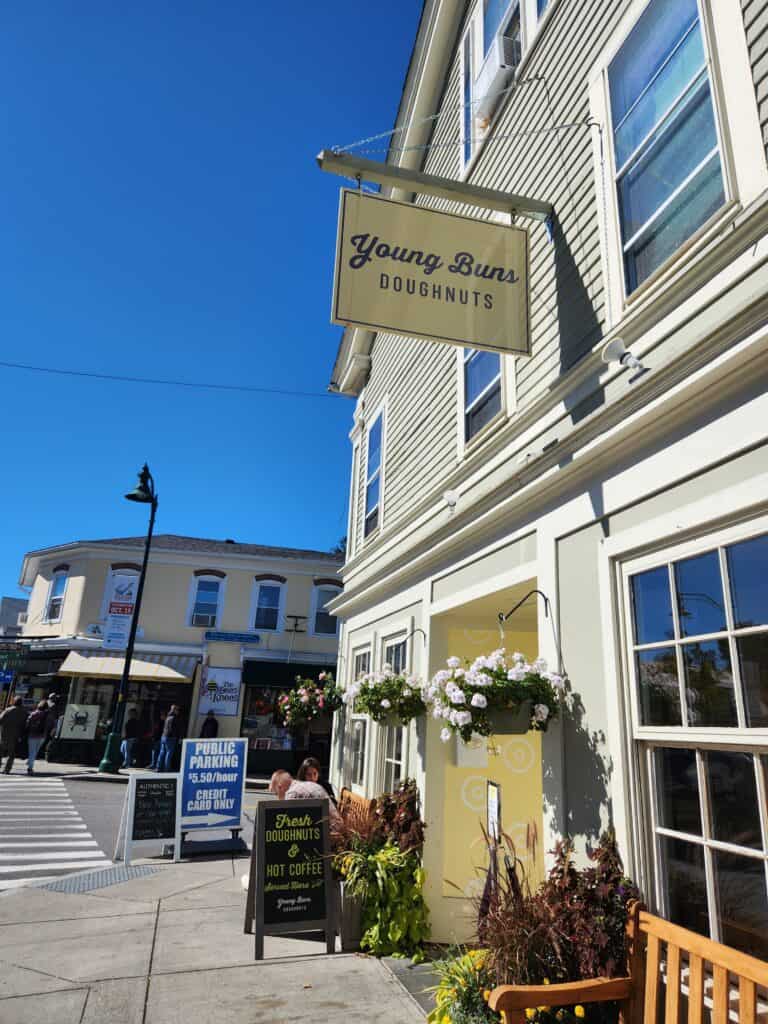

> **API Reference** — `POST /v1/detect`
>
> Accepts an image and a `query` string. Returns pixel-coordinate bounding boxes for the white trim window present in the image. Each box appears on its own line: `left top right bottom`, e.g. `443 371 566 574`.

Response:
463 347 502 441
364 411 384 539
383 636 408 675
606 0 726 294
461 20 476 169
382 724 405 794
189 574 224 628
44 569 68 623
349 647 372 790
311 584 341 637
621 523 768 959
251 579 285 632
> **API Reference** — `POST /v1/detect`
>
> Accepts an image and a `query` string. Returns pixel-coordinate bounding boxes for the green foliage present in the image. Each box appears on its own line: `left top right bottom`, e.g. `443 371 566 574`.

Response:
344 668 426 725
278 673 342 730
339 841 430 957
427 949 499 1024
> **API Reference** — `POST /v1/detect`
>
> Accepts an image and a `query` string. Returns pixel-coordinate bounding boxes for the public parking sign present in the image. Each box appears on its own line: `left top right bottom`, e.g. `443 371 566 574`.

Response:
177 737 247 834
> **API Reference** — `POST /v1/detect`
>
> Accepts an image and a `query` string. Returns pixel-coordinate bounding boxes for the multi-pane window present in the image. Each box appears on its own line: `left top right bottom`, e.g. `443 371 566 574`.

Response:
464 348 502 441
608 0 725 293
462 28 474 167
483 0 516 57
45 573 67 622
384 638 407 675
354 649 371 679
313 586 339 636
624 527 768 959
350 719 367 788
190 578 221 628
364 413 383 538
536 0 548 16
254 583 282 631
382 725 405 794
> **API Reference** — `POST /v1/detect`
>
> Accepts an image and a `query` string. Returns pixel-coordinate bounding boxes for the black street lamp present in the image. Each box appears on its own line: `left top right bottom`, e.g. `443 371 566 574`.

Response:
98 464 158 774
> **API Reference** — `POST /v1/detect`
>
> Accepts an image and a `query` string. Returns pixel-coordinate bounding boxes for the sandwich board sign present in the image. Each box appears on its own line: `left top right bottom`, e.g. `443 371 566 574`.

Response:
115 774 179 865
243 799 335 959
176 738 247 838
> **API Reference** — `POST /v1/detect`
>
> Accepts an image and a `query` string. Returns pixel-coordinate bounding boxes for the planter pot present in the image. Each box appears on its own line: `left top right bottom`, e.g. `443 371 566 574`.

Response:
339 882 364 952
453 732 489 768
487 703 531 735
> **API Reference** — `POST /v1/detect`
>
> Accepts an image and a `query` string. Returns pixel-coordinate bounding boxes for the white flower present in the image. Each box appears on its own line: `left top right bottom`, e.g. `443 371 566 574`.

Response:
533 657 548 673
507 667 526 682
431 705 445 719
513 651 525 663
441 706 452 719
473 672 492 688
433 670 451 685
380 698 391 709
456 710 473 727
547 673 566 691
454 667 465 677
470 692 488 709
403 688 412 697
533 703 550 722
450 688 466 705
382 663 392 673
447 656 461 669
440 727 452 743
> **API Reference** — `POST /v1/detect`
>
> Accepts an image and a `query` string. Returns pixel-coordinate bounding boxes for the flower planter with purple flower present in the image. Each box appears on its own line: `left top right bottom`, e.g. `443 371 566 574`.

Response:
424 651 565 745
279 673 343 731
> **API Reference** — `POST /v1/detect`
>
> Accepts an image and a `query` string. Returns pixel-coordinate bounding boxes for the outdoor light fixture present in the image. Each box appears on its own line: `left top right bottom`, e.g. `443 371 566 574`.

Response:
601 337 647 375
99 463 158 774
443 490 459 512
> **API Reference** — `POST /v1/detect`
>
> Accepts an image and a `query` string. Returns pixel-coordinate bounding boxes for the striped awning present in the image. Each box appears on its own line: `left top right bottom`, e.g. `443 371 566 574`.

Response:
58 650 199 683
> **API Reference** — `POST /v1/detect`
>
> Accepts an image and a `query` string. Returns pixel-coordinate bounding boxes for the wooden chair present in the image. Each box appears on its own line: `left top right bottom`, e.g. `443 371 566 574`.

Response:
338 787 377 832
489 901 768 1024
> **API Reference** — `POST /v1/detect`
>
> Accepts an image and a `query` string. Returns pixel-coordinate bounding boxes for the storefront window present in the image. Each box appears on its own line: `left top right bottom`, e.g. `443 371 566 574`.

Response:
240 685 292 752
625 524 768 959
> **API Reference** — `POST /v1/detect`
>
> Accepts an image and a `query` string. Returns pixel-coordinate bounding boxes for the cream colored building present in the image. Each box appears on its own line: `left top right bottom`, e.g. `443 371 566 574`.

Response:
17 534 342 772
326 0 768 956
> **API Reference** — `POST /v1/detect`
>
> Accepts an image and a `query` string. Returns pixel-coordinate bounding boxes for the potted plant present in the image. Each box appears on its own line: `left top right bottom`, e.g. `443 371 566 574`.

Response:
341 664 426 726
278 672 342 731
424 650 565 745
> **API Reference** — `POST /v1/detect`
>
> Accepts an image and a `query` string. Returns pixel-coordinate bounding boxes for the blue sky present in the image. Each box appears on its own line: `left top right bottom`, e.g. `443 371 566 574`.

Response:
0 2 421 597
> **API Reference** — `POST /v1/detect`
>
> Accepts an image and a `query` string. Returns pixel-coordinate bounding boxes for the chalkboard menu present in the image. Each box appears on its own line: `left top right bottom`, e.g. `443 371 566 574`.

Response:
131 777 177 841
244 798 336 960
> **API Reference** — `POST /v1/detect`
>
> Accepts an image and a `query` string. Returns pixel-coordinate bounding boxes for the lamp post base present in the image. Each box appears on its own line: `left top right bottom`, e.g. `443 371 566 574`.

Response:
98 732 123 774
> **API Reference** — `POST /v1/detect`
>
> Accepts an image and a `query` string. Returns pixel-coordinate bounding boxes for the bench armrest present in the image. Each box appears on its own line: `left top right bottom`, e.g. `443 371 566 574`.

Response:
489 976 633 1015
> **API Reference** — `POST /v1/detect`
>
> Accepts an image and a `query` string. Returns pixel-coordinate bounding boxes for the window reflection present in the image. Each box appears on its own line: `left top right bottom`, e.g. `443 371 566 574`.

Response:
631 567 674 644
738 634 768 727
714 850 768 960
675 550 726 637
660 837 709 937
706 751 762 850
655 747 701 834
637 648 681 725
727 533 768 628
683 641 736 726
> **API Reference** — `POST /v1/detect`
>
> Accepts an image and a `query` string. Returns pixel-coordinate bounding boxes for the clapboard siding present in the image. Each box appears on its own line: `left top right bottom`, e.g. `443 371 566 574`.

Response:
350 0 765 552
744 0 768 156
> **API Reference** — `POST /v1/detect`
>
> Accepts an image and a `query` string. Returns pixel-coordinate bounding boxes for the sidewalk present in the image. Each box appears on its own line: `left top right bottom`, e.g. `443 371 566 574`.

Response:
0 854 427 1024
35 760 271 790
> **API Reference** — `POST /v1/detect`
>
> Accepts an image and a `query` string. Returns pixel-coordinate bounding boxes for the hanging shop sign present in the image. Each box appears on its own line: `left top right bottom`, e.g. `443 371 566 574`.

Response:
103 575 139 651
59 703 100 741
177 737 247 835
197 666 242 717
243 798 335 959
331 189 530 355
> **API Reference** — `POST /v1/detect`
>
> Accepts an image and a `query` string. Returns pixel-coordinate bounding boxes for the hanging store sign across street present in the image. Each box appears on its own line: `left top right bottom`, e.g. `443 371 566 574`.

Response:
331 189 530 355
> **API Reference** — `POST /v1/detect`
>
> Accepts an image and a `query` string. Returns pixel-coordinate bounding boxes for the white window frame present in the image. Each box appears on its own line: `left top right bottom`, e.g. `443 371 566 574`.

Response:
458 347 514 453
309 583 342 638
378 630 412 793
44 569 69 624
363 400 387 542
460 0 560 177
589 0 768 325
618 516 768 948
349 644 373 793
186 573 226 629
249 579 286 634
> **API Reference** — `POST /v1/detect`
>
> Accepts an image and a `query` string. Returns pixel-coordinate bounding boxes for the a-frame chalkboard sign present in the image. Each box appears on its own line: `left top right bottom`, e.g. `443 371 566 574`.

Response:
243 798 336 959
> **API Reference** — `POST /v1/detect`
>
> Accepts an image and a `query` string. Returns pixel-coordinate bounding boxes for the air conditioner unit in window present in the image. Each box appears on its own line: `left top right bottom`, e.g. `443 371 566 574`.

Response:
192 613 216 627
17 612 28 626
475 33 522 122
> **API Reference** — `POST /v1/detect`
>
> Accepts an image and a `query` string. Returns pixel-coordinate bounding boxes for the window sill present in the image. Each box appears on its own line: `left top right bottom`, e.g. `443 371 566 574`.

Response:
461 406 507 460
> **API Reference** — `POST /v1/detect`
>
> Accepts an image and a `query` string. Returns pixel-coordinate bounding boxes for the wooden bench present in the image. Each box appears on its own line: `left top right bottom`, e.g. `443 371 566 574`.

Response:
489 901 768 1024
338 787 377 832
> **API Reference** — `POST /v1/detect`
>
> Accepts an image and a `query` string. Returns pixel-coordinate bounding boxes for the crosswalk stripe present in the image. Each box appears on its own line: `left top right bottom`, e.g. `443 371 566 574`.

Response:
0 841 98 848
0 860 111 875
0 850 108 860
0 832 90 839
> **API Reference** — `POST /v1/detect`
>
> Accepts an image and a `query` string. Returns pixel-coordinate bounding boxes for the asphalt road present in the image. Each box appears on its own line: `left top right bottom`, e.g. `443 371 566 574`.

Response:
0 768 264 890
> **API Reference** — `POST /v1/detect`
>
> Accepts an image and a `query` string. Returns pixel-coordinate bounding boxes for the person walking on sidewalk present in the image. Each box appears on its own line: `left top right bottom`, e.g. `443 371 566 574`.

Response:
0 697 28 775
200 710 218 738
25 701 49 775
121 708 140 769
157 704 183 772
149 711 165 770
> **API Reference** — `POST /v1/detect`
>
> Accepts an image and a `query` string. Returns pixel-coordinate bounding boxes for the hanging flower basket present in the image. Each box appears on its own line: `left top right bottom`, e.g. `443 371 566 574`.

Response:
341 665 425 726
279 672 342 731
423 650 565 745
